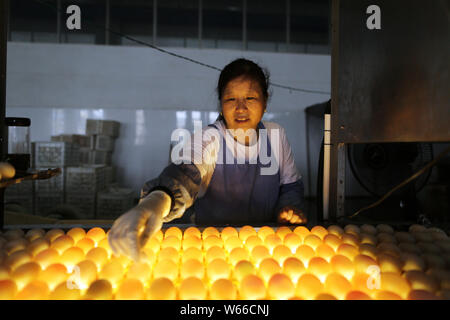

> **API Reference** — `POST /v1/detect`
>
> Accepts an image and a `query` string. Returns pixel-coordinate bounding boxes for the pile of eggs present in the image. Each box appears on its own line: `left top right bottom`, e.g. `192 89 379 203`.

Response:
0 224 450 300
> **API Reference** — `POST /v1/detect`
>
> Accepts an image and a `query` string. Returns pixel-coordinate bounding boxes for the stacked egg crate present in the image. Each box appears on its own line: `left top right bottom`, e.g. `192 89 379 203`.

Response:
83 119 120 166
96 187 136 220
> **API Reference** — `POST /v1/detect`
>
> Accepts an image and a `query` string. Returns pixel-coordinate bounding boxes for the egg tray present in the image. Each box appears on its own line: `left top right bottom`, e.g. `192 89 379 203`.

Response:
0 224 449 300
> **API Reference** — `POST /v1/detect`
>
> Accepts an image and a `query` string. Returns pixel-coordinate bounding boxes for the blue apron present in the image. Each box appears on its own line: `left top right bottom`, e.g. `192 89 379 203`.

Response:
194 122 280 225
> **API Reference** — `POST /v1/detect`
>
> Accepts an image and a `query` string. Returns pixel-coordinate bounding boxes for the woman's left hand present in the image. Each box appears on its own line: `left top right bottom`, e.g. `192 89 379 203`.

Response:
277 206 307 225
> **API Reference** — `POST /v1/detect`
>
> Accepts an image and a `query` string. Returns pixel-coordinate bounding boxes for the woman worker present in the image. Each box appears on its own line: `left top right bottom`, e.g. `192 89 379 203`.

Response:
109 58 307 261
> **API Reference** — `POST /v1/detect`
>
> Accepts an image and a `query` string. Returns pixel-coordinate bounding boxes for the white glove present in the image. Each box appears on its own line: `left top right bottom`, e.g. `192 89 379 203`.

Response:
108 190 171 261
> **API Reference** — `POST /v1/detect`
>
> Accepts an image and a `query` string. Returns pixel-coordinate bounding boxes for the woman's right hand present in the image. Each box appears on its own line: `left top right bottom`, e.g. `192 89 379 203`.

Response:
108 190 171 261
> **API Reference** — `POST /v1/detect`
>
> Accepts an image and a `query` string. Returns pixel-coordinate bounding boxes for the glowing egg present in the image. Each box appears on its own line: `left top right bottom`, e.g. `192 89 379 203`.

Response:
282 257 305 283
27 238 50 257
97 238 112 257
16 280 50 300
116 279 145 300
224 235 243 252
360 224 377 235
404 270 439 293
11 262 41 290
86 227 106 244
377 242 401 258
158 247 179 264
25 228 45 242
74 260 97 290
351 273 379 298
100 260 126 285
358 243 378 260
182 235 202 250
0 266 10 281
276 226 292 240
180 259 205 279
377 253 403 274
293 226 310 240
327 225 344 237
233 260 256 282
45 229 65 242
183 247 204 264
345 290 372 300
330 255 355 281
354 254 378 275
39 263 69 291
0 280 18 300
295 245 315 267
152 229 164 242
179 277 207 300
401 253 426 272
251 245 271 266
109 253 133 270
206 258 231 282
5 238 28 255
86 247 109 271
210 278 237 300
85 279 113 300
380 272 411 299
49 281 81 300
164 227 183 240
258 258 281 284
4 228 24 241
239 274 266 300
377 232 397 244
202 227 220 239
324 273 352 300
75 237 95 254
257 226 275 240
183 226 201 239
323 234 342 251
153 259 178 281
337 243 359 261
311 226 328 240
203 235 223 250
344 224 360 237
34 248 59 269
126 262 151 283
283 233 302 252
244 235 263 251
376 224 394 234
60 247 85 270
408 289 439 300
228 247 250 266
375 290 402 300
66 228 86 243
161 235 182 251
272 245 293 265
144 237 161 254
221 227 238 241
205 246 226 264
315 244 335 262
263 234 282 254
308 257 331 282
147 277 176 300
51 235 75 254
342 233 360 247
395 231 415 243
239 225 257 241
359 233 377 246
315 293 337 300
268 273 295 300
295 274 324 300
303 234 322 250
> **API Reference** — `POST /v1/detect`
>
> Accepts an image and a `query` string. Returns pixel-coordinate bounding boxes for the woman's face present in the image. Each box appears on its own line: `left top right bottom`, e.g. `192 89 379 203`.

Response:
221 76 266 132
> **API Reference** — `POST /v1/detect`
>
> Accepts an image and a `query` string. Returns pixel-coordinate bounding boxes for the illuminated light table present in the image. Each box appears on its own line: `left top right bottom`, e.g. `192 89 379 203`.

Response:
0 224 449 300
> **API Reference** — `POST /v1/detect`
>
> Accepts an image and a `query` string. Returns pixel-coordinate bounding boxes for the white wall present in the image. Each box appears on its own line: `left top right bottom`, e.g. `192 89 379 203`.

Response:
6 42 332 196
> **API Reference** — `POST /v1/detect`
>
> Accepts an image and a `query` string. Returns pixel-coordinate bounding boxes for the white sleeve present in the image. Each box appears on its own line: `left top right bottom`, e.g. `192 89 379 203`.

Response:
278 126 302 185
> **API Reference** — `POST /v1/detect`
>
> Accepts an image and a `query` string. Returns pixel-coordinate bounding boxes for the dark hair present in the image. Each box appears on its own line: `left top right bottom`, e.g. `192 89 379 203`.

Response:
217 58 270 102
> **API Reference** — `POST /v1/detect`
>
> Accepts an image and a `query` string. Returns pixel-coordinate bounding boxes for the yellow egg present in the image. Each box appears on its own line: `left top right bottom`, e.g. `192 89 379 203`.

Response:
250 245 271 267
276 226 292 240
210 278 237 300
183 226 201 239
239 225 257 241
73 260 97 290
27 238 50 257
358 243 379 260
66 228 86 243
380 272 411 299
180 259 205 280
323 234 342 251
315 293 337 300
324 273 352 300
158 247 179 264
86 227 106 244
99 260 125 286
25 229 45 242
307 257 331 282
38 263 69 291
303 234 322 250
401 253 426 272
407 289 439 300
86 247 109 271
45 229 65 242
344 224 360 236
345 290 372 300
360 224 377 235
75 237 95 254
151 229 164 243
203 235 223 250
116 278 145 300
60 247 85 271
3 228 24 241
377 253 403 274
49 281 81 300
202 227 220 239
0 162 15 179
34 248 59 269
377 242 401 258
11 262 41 290
206 258 231 283
330 255 355 281
404 270 439 293
327 225 344 238
144 237 161 254
375 290 402 300
161 235 182 251
16 280 50 300
126 262 151 283
294 245 315 267
295 274 324 300
311 226 328 240
239 274 266 300
97 238 112 257
0 279 18 299
283 233 302 252
244 235 263 251
354 254 378 275
272 245 293 265
351 273 379 298
282 257 305 283
359 233 377 246
5 238 28 255
257 226 275 240
147 277 176 300
0 266 11 281
164 226 183 240
221 227 238 241
341 233 360 247
315 244 335 262
205 246 226 264
337 243 359 261
258 258 281 284
268 273 295 300
183 247 204 264
179 277 207 300
228 247 250 266
153 259 178 282
182 235 202 250
51 235 75 254
293 226 311 240
84 279 113 300
233 260 256 282
224 235 243 252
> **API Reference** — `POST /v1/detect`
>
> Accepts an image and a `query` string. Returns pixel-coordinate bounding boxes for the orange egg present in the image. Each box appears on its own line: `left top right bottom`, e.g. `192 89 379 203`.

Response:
401 253 426 272
251 245 271 267
379 272 411 299
407 289 439 300
202 227 220 239
283 257 305 283
351 273 379 298
16 280 50 300
25 229 45 242
295 274 324 300
45 229 65 242
51 235 75 254
49 281 81 300
86 247 109 271
5 238 28 255
276 226 292 240
233 260 256 282
34 248 59 269
303 234 322 250
293 226 310 240
342 233 360 247
327 225 344 237
337 243 359 261
207 258 231 283
344 224 360 237
158 247 179 264
345 290 372 300
229 247 250 266
283 233 302 252
151 229 164 243
144 237 161 254
377 242 401 258
0 279 18 299
257 226 275 240
311 226 328 240
264 234 283 253
324 273 352 300
0 266 8 281
377 253 403 274
315 293 337 300
210 278 237 300
97 238 112 257
85 279 113 300
109 253 132 270
404 270 439 293
258 258 281 284
267 273 295 300
153 259 178 282
354 254 378 275
147 277 177 300
294 245 315 267
375 290 402 300
86 227 106 244
239 225 257 241
315 244 335 262
221 227 238 241
244 235 263 251
203 235 223 250
11 262 41 290
179 277 207 300
60 247 85 271
180 259 205 279
39 263 69 291
272 245 292 265
72 260 97 290
183 226 201 239
224 235 243 252
161 235 182 251
360 233 377 246
126 262 151 284
308 257 331 282
27 238 50 257
205 246 226 264
239 274 266 299
116 278 145 300
75 237 95 254
164 227 183 240
330 255 355 281
66 228 86 243
183 247 204 264
358 243 379 260
100 260 125 286
182 235 202 250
